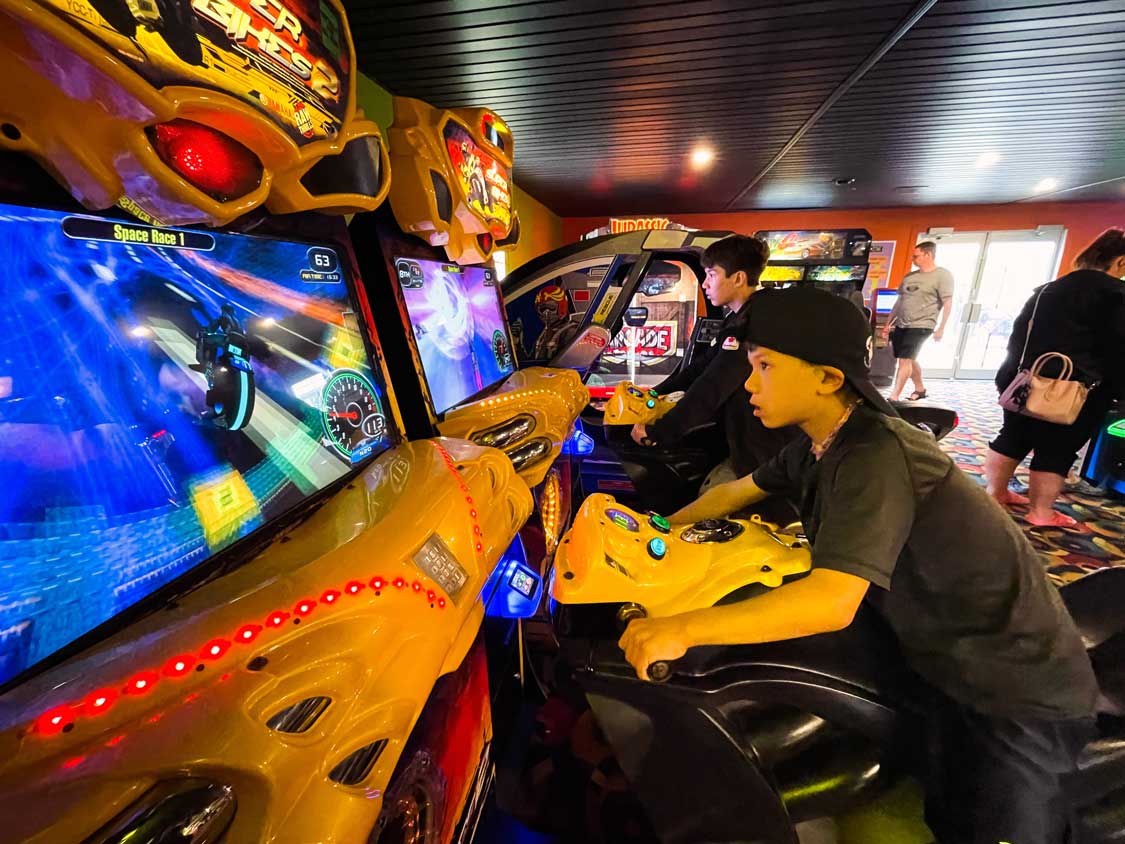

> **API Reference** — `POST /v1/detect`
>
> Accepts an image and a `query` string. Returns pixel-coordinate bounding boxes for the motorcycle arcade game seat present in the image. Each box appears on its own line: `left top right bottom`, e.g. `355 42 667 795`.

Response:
500 229 959 518
551 495 1125 843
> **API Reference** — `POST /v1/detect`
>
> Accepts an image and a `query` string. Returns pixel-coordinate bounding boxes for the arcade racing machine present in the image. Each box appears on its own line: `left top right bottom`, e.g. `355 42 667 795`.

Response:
546 503 1125 844
514 231 1121 842
1082 403 1125 496
500 229 958 518
0 4 548 844
347 95 590 799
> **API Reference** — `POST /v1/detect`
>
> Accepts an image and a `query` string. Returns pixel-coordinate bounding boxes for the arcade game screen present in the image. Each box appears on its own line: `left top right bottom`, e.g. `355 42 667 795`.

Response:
395 258 515 414
0 202 394 687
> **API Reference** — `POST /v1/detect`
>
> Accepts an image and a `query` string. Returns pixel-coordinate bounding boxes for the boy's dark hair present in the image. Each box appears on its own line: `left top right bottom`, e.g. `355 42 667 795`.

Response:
1074 228 1125 271
701 235 770 285
915 241 937 257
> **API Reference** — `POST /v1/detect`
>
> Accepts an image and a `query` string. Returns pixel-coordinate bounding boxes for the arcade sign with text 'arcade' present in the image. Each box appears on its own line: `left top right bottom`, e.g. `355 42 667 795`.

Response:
609 217 672 234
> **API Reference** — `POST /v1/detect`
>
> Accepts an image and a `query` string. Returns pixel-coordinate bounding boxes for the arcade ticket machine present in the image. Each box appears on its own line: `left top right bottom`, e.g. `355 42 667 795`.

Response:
0 4 551 844
869 287 900 386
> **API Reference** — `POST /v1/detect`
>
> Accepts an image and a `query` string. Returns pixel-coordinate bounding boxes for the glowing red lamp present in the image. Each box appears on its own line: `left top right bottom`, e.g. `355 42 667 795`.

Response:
84 689 119 715
393 577 406 589
294 599 317 616
150 120 263 201
124 671 159 695
346 580 365 595
163 655 196 677
35 705 75 736
370 576 386 590
200 638 231 661
235 624 262 644
266 611 290 628
321 589 341 605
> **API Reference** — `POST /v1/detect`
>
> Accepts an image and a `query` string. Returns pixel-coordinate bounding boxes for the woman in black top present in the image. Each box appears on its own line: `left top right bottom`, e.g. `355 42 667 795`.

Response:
985 229 1125 526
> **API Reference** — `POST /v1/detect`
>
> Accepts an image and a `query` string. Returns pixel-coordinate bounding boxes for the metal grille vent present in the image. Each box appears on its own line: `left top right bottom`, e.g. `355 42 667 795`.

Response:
266 696 331 734
328 739 388 786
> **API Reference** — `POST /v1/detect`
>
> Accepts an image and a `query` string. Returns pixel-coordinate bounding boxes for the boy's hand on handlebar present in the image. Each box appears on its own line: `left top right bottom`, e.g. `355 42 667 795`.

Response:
618 616 690 680
630 423 651 445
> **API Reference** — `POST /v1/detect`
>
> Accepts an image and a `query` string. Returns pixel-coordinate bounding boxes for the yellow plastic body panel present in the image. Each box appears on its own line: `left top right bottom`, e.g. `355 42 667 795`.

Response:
438 366 588 488
0 438 531 844
387 96 518 265
552 494 811 616
602 380 678 426
0 0 390 226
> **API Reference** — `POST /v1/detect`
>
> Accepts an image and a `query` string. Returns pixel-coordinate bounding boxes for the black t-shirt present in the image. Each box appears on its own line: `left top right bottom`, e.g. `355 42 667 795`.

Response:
649 301 797 475
996 269 1125 398
752 405 1097 721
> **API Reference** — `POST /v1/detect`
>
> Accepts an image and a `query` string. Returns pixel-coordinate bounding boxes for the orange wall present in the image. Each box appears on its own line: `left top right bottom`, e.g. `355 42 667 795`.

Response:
508 185 565 272
562 201 1125 286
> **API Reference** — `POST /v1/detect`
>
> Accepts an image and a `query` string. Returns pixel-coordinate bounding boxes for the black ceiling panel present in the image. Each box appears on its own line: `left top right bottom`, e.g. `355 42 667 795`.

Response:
348 0 1125 215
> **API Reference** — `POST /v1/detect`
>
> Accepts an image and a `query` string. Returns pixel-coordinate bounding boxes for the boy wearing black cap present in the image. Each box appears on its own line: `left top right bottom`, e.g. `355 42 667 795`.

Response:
618 286 1096 843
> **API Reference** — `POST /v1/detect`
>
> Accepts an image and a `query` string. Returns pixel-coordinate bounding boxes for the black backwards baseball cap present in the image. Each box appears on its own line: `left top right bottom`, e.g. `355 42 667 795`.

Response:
738 286 898 417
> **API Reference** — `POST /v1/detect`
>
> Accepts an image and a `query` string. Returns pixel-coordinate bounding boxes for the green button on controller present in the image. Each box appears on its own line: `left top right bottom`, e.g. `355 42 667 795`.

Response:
649 514 671 533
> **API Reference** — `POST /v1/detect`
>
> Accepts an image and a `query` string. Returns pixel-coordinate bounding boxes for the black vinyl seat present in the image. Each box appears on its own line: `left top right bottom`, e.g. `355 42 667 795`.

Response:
1062 568 1125 716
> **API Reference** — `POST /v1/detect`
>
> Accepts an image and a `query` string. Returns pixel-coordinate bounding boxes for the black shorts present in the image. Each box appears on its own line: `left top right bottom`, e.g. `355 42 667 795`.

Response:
990 390 1111 476
891 326 933 360
923 691 1093 844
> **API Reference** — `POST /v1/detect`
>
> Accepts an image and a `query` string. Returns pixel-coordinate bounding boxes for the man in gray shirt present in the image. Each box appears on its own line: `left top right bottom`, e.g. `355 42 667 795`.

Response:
883 241 955 401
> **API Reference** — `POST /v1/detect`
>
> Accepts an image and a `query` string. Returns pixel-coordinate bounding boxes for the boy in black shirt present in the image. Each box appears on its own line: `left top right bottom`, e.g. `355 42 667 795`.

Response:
630 235 795 477
619 286 1097 843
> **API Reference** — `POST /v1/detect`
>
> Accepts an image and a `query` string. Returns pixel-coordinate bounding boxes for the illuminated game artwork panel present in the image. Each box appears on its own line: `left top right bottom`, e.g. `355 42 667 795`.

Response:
0 202 393 686
443 121 513 235
760 265 805 283
806 265 868 282
39 0 349 142
396 257 514 414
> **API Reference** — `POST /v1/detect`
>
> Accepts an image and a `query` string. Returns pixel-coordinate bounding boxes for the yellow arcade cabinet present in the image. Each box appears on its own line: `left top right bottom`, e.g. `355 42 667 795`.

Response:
0 2 538 842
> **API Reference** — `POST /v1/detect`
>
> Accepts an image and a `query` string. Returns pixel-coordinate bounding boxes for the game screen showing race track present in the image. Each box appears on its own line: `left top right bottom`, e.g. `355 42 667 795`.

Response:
0 203 394 687
395 258 514 414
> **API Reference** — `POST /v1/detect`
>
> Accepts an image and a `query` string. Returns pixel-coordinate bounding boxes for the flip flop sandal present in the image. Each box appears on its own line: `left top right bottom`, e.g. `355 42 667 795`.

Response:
907 390 928 401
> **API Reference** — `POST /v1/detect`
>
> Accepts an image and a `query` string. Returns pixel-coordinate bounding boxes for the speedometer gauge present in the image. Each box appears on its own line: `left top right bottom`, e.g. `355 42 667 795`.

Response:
322 369 386 459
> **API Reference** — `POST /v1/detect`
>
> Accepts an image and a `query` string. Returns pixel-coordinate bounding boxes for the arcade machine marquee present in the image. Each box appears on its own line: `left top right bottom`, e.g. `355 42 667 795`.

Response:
0 3 548 843
0 0 390 227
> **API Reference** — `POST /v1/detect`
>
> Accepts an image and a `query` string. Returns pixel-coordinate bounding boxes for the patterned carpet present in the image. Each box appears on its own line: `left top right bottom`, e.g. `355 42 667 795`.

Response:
906 379 1125 583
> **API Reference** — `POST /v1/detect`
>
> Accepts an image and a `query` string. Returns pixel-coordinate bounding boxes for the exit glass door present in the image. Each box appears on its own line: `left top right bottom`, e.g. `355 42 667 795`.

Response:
915 234 986 378
916 228 1066 380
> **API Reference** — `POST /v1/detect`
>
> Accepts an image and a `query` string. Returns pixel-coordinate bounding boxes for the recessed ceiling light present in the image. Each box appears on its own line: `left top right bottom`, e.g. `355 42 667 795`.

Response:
833 177 856 186
690 146 715 170
1033 177 1059 194
976 151 1001 168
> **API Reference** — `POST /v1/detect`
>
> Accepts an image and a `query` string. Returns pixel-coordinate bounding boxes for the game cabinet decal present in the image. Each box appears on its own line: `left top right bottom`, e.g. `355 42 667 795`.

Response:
443 121 512 238
36 0 350 142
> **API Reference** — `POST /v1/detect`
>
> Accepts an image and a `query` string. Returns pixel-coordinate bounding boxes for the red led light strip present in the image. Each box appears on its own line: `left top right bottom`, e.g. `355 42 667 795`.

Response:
31 570 447 738
30 445 478 739
433 443 485 554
